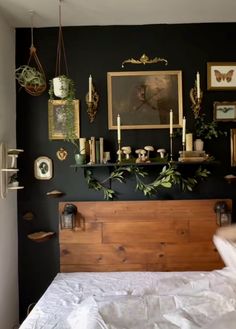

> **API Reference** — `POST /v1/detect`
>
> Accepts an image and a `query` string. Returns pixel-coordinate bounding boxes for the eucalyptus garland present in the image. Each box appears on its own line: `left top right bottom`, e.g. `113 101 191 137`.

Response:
84 163 210 200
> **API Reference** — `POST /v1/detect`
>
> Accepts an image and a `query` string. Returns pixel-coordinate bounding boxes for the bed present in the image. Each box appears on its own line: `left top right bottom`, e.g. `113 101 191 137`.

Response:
19 199 236 329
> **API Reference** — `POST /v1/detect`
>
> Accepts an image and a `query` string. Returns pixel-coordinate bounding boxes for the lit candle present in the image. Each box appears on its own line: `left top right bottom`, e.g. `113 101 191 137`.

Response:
170 109 173 135
117 114 121 141
89 74 92 102
182 116 186 143
196 72 200 99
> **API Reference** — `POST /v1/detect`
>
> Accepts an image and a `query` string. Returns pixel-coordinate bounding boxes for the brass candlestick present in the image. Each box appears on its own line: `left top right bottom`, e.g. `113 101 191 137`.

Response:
85 84 99 123
190 81 203 119
117 140 122 162
170 133 173 162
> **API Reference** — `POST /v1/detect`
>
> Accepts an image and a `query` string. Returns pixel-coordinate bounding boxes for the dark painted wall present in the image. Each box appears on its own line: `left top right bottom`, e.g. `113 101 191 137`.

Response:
16 23 236 321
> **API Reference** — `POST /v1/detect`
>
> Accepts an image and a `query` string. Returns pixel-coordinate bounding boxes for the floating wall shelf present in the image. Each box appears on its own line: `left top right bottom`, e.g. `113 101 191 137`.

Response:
0 142 24 199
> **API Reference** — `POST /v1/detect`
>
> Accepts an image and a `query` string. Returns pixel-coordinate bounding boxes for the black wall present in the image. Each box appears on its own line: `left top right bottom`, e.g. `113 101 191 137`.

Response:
16 23 236 321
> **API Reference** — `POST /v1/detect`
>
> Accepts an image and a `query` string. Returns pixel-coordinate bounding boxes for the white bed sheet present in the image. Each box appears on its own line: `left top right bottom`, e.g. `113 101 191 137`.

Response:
19 268 236 329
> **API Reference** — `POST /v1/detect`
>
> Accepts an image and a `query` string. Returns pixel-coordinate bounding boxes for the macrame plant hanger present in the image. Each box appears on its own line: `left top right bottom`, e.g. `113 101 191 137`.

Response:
15 11 47 96
55 0 69 77
26 11 47 96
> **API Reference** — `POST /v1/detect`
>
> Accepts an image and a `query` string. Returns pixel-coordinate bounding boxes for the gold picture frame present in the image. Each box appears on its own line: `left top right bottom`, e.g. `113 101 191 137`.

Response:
214 101 236 121
207 62 236 90
48 99 80 140
231 129 236 166
107 70 183 130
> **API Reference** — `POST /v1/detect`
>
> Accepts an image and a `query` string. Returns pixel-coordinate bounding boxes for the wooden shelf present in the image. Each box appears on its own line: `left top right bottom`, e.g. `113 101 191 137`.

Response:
71 160 219 169
8 186 24 190
8 149 24 155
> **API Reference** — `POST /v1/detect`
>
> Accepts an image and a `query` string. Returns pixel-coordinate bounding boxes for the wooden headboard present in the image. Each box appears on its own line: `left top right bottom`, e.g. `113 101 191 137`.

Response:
59 199 231 272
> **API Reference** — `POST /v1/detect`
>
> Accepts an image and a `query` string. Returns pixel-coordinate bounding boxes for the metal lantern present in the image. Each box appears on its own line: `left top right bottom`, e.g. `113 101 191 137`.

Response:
60 203 77 229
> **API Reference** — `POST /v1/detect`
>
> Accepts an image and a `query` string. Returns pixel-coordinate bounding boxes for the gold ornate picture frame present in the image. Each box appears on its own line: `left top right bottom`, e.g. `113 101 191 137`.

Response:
207 62 236 90
214 101 236 121
48 99 80 140
231 129 236 166
107 71 183 130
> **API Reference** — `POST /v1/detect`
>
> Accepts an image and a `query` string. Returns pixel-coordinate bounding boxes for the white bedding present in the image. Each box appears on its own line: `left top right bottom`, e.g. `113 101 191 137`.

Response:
19 268 236 329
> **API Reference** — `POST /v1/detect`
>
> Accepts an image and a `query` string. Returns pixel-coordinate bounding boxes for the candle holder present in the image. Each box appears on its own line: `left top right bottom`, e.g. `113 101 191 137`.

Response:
190 82 203 119
85 84 99 123
169 133 173 162
117 140 122 162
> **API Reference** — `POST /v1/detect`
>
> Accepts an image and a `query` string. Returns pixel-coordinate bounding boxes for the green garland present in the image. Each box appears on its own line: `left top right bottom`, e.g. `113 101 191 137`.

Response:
85 163 210 200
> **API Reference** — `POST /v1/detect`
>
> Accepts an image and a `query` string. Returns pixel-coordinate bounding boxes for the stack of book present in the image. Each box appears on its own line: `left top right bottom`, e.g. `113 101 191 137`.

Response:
88 137 104 164
178 150 207 163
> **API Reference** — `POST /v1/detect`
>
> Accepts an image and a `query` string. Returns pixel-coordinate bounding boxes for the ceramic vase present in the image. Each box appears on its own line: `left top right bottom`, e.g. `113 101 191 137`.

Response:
53 76 69 99
75 153 86 165
194 138 204 151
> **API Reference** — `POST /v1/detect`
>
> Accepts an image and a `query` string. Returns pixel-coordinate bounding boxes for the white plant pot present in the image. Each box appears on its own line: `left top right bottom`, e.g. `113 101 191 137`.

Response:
53 76 69 99
194 138 204 151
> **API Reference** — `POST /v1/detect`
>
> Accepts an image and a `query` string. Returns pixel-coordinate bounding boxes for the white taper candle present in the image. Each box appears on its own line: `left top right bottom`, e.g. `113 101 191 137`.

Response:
170 109 173 135
117 114 121 141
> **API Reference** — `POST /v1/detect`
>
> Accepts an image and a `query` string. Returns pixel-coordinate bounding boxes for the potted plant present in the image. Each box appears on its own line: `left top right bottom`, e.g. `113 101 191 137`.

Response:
15 65 46 96
193 114 226 151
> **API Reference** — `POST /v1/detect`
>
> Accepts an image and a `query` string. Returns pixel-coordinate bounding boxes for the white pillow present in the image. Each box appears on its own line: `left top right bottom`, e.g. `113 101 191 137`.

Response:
213 235 236 269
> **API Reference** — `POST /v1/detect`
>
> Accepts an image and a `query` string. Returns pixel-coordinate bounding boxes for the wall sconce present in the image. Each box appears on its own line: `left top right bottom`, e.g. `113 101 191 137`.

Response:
214 201 232 226
85 75 99 123
60 203 77 229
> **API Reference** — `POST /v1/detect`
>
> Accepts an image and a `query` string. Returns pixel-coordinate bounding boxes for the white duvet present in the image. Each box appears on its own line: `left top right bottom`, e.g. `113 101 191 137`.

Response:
19 268 236 329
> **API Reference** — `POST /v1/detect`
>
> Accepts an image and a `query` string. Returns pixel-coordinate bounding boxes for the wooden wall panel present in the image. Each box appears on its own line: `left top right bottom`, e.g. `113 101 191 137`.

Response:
59 199 232 272
103 221 189 244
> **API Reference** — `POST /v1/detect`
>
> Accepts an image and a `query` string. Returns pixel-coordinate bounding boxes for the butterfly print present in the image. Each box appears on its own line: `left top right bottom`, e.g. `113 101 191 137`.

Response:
214 69 234 82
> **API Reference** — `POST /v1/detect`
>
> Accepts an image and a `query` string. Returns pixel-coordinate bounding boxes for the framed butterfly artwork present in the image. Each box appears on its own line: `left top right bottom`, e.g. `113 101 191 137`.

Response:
207 62 236 90
214 101 236 121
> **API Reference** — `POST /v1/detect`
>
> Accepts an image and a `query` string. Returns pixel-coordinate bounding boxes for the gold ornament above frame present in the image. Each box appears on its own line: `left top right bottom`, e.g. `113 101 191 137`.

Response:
107 70 183 130
121 54 168 68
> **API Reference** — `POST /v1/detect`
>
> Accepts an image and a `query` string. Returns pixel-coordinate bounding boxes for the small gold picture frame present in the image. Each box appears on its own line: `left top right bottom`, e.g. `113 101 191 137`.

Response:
214 101 236 121
207 62 236 90
48 99 80 140
231 129 236 166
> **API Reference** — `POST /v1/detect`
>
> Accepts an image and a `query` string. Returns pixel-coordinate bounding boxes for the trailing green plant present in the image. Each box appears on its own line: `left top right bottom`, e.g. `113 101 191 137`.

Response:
49 75 77 145
84 163 211 200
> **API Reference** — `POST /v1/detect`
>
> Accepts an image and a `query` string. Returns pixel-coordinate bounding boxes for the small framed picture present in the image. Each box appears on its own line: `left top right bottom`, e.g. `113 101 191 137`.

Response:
48 99 80 140
34 156 53 180
213 101 236 121
207 62 236 90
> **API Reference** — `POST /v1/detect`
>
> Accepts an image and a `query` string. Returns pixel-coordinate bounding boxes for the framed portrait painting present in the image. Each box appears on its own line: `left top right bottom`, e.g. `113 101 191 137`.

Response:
213 101 236 121
107 71 183 130
207 62 236 90
48 99 80 140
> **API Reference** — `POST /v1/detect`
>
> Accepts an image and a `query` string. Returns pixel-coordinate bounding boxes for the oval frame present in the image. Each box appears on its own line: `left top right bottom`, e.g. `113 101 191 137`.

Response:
34 156 53 180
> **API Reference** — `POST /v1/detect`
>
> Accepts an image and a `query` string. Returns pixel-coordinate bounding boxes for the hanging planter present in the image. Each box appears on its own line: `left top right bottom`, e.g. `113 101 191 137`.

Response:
52 75 69 99
15 13 46 96
48 0 77 145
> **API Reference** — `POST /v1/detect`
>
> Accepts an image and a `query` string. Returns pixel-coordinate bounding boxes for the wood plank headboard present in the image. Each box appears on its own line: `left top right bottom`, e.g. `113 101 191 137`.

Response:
59 199 232 272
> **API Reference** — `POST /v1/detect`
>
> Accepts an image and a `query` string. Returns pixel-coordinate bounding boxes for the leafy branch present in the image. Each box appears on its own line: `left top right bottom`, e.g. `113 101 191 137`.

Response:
84 163 211 200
